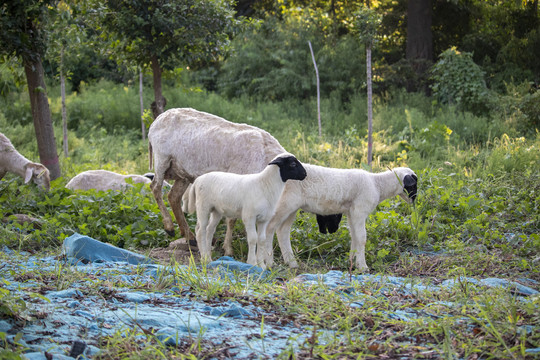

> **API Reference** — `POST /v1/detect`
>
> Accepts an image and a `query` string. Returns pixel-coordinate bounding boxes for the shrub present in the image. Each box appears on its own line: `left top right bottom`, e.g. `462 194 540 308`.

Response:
217 12 366 103
431 47 491 115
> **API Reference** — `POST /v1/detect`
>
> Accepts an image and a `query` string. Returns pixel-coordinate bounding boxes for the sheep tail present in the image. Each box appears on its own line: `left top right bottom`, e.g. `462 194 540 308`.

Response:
148 142 153 170
187 183 197 214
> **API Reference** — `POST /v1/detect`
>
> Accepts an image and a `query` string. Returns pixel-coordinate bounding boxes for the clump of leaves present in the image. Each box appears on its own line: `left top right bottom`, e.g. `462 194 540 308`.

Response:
431 47 492 115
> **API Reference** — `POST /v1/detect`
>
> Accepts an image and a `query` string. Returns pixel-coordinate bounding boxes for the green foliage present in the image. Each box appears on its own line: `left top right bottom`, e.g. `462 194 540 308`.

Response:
0 283 28 321
218 12 365 102
100 0 236 70
431 47 491 115
353 6 382 45
0 0 56 60
63 80 142 132
0 176 169 250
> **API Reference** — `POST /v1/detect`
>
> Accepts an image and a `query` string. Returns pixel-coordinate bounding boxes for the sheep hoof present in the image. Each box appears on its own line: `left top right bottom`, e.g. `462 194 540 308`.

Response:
165 229 175 237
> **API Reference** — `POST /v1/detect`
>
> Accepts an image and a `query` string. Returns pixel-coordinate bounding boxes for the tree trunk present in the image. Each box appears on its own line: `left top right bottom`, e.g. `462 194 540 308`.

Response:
139 68 146 140
366 41 373 169
24 56 61 180
61 47 68 157
150 55 166 119
406 0 433 93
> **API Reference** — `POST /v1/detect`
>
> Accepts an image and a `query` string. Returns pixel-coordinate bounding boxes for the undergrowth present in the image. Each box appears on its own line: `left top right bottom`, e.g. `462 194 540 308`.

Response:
0 84 539 359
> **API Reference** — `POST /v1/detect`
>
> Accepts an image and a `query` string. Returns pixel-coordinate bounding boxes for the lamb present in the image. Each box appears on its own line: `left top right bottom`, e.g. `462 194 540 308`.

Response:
65 170 154 191
187 153 307 267
147 107 289 239
0 132 50 191
181 184 237 256
264 165 417 271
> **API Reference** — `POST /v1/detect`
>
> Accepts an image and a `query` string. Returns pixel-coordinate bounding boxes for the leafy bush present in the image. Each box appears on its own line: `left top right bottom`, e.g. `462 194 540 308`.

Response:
431 47 491 115
0 177 169 251
62 80 147 133
217 12 365 102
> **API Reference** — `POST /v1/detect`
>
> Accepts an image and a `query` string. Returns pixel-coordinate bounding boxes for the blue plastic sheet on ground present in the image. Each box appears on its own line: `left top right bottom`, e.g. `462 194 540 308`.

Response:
0 235 537 359
63 233 155 265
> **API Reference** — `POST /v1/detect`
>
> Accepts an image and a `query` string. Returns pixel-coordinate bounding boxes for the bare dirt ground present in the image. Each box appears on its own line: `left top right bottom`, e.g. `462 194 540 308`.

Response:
148 238 201 265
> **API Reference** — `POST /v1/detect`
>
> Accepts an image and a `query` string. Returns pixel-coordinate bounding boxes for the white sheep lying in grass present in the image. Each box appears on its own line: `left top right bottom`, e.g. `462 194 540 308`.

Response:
148 108 288 239
264 165 418 271
65 170 154 191
187 153 307 267
0 133 50 191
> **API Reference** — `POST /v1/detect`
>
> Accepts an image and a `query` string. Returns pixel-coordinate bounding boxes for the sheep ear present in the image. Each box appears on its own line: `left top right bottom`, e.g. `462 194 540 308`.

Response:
268 157 284 166
24 166 34 183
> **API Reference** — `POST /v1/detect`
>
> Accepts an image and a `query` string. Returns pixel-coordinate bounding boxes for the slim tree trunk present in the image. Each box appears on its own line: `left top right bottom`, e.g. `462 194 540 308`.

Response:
406 0 433 93
139 68 145 140
150 55 166 119
24 56 61 180
61 47 68 157
366 41 373 169
308 41 321 138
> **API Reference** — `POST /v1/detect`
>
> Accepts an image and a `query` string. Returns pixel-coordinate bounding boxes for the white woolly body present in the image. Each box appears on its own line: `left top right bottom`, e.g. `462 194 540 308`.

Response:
266 165 417 270
65 170 151 191
148 108 286 180
189 158 297 268
0 133 50 190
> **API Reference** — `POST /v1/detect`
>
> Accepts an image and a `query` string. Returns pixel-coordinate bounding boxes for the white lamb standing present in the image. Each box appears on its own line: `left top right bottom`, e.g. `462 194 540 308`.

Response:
148 108 287 240
65 170 154 191
181 184 237 256
0 132 50 191
264 165 418 271
187 153 307 267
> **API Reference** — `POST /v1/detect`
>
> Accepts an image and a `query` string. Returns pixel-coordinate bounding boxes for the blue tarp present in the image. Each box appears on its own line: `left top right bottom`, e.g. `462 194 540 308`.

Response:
0 234 537 359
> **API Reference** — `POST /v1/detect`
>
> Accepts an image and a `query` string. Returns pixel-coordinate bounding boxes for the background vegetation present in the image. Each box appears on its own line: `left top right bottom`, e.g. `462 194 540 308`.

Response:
0 0 538 357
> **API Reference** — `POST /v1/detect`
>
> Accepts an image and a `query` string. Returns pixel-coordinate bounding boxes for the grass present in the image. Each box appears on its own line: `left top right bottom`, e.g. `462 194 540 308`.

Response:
0 83 539 358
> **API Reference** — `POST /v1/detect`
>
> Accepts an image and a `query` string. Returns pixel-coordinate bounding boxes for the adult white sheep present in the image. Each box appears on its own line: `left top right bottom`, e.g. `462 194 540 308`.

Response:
65 170 153 191
187 153 307 267
147 108 288 239
0 133 50 191
264 165 418 271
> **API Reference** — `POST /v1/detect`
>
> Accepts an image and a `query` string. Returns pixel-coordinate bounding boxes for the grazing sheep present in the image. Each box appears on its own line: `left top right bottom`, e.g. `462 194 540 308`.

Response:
65 170 153 191
0 133 50 191
187 153 307 267
264 165 418 271
147 108 288 239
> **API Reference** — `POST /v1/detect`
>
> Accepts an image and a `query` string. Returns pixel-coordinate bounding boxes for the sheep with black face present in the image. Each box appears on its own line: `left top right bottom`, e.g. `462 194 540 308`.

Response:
264 166 417 271
186 153 307 268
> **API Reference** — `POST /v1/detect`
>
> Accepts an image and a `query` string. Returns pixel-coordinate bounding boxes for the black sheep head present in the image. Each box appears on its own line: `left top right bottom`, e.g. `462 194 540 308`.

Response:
269 154 307 182
403 174 418 202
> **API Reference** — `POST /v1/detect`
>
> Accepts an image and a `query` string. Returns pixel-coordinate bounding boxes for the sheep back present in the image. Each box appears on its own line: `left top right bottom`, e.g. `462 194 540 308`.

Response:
148 108 286 180
66 170 151 191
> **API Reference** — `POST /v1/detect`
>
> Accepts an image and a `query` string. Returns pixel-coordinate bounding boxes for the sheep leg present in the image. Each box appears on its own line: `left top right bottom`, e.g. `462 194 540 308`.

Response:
0 170 6 180
195 209 213 263
256 221 271 269
223 218 237 256
168 180 195 241
274 212 299 268
150 175 176 237
243 219 259 266
348 213 369 271
203 211 222 261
